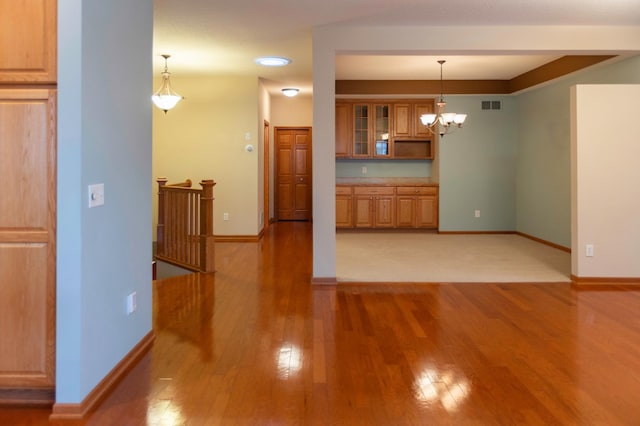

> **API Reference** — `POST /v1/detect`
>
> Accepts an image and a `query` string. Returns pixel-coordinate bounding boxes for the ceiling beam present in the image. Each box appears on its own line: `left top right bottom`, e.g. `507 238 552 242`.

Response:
508 55 615 93
336 55 616 96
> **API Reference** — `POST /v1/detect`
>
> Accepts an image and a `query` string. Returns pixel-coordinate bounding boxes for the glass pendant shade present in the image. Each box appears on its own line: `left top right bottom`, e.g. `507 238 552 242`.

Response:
420 114 437 126
152 55 183 113
152 73 182 112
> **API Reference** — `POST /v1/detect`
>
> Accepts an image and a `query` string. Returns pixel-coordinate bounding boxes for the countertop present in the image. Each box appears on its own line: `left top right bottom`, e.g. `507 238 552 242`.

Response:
335 177 438 186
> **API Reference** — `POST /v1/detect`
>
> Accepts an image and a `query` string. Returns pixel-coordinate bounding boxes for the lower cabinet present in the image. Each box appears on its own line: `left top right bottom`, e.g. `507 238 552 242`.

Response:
336 186 353 228
336 184 438 229
396 186 438 228
353 186 395 228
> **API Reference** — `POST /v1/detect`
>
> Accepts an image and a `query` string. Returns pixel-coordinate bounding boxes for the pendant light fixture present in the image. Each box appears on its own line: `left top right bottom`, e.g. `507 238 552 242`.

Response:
419 60 467 137
152 54 183 113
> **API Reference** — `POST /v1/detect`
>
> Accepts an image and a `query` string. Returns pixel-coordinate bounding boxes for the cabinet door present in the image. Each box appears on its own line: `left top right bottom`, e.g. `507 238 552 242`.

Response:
396 196 416 227
392 103 411 138
335 102 352 157
354 196 374 227
336 186 353 227
0 0 57 83
0 89 56 388
414 103 435 138
353 104 370 156
372 104 391 158
416 196 438 228
374 196 396 228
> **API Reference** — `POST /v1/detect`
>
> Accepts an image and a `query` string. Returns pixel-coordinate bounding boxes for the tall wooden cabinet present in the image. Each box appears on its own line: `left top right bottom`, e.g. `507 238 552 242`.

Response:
0 0 57 404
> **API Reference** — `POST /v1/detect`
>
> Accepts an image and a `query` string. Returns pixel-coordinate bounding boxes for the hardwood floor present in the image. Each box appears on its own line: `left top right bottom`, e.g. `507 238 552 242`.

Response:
2 221 640 425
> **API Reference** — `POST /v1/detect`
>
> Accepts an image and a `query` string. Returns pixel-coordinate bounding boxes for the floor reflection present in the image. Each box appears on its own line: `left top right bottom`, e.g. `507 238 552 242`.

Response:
414 367 471 412
153 272 215 361
276 343 303 380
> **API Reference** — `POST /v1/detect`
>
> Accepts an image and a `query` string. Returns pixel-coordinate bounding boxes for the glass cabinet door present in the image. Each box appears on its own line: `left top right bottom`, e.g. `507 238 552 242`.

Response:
353 104 369 156
373 104 390 157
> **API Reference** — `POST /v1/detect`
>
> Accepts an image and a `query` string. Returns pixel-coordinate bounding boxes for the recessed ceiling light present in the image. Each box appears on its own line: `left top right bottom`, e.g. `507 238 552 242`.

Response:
282 88 299 97
255 56 291 67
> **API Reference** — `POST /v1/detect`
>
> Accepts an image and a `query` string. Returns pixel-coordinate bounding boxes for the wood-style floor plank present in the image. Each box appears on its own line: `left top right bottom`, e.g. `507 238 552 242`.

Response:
2 221 640 425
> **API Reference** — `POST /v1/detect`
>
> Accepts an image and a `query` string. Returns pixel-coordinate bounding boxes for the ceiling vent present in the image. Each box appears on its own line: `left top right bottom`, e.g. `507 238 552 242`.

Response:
481 100 501 110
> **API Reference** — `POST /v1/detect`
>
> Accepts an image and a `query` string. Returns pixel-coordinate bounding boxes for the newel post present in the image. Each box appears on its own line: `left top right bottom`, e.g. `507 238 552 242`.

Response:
156 177 168 256
199 179 216 273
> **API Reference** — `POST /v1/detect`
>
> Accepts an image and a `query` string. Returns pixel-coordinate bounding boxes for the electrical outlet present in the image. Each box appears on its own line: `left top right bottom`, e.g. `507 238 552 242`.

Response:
361 166 367 175
474 210 480 218
586 244 594 257
223 212 229 221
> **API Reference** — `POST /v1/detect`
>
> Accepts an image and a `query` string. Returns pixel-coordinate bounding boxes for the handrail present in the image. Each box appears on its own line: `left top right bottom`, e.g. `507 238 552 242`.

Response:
156 177 216 273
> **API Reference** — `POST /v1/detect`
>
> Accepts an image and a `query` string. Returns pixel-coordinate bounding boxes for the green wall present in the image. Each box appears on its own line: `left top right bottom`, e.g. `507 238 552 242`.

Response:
516 55 640 247
439 96 518 231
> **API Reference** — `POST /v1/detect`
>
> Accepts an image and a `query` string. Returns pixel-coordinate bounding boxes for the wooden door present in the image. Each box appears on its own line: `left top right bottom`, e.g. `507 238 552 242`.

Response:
0 89 56 391
275 128 312 221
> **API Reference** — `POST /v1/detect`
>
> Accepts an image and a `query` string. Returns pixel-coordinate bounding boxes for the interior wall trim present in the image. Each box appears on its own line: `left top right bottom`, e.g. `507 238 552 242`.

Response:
571 275 640 286
312 277 338 286
49 331 155 421
516 231 571 253
214 229 264 243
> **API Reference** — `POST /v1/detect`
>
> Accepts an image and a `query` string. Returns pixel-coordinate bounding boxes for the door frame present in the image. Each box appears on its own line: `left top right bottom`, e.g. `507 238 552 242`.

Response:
263 120 270 230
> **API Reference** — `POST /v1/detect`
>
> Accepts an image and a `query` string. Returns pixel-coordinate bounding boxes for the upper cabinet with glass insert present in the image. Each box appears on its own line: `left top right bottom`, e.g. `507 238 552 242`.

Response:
335 99 434 160
345 102 392 158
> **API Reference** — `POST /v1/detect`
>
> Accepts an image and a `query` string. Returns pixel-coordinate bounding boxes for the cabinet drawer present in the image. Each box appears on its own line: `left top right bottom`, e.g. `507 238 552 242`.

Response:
336 186 352 195
353 186 395 196
396 186 438 195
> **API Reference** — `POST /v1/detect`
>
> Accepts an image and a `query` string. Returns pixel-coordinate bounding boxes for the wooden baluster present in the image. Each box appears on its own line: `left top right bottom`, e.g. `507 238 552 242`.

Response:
156 178 168 256
199 180 216 273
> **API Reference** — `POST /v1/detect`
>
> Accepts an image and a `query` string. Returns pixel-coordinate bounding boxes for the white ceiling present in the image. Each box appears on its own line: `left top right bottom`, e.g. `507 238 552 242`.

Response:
153 0 640 95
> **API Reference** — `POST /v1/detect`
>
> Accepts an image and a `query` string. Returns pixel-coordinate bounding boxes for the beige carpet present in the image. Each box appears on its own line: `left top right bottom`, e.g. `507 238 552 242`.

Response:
336 231 571 283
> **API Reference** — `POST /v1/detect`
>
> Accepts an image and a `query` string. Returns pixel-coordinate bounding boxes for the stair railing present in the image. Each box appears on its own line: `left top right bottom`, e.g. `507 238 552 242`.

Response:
156 178 216 273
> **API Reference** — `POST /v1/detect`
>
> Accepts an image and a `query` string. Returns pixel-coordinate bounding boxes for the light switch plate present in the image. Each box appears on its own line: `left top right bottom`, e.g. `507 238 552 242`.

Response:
88 183 105 208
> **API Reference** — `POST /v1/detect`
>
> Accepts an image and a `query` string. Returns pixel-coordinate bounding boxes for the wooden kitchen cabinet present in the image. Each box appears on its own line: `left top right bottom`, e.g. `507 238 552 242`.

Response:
336 186 353 228
0 0 57 83
353 186 395 228
0 89 57 402
336 99 433 159
0 0 57 404
392 101 434 139
335 102 352 157
396 186 438 228
339 102 391 158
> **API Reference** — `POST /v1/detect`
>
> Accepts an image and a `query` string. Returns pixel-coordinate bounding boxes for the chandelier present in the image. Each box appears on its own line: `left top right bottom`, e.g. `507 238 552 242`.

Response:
152 54 183 113
420 60 467 137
